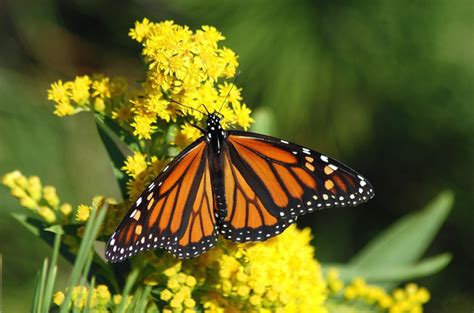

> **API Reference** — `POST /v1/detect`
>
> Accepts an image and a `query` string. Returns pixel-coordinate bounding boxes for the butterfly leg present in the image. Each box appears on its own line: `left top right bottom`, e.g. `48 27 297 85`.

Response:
179 111 206 133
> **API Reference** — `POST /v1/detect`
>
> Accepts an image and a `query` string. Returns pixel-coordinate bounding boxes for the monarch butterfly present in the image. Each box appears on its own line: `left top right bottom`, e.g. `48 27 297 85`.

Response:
105 108 374 262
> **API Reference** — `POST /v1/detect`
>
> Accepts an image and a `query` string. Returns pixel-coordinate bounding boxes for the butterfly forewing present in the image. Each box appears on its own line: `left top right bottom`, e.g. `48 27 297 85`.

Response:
218 131 374 242
105 138 218 262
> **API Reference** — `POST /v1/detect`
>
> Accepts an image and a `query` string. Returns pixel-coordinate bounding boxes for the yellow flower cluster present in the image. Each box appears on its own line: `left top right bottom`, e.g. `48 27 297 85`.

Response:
53 284 130 312
48 19 253 145
127 19 252 141
47 75 128 117
327 269 430 313
208 226 327 312
157 263 198 313
121 152 166 199
2 171 116 227
142 225 327 313
2 171 71 223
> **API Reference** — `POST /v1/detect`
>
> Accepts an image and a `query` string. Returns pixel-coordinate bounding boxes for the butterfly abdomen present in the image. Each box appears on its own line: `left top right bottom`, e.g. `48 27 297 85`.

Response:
207 142 228 222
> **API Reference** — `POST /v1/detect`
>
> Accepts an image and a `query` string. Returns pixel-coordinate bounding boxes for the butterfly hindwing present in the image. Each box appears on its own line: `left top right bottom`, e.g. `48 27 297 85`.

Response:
219 131 374 242
105 138 218 262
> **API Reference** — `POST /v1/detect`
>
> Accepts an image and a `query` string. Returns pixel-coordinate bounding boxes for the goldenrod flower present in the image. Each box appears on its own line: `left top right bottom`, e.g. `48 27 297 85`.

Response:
69 75 91 105
95 284 111 305
59 203 73 216
129 17 153 43
53 291 65 305
43 186 59 207
38 206 57 223
112 294 122 305
92 77 112 99
75 205 91 222
230 102 254 130
53 284 121 311
131 114 158 140
327 269 431 313
122 152 148 178
0 171 70 223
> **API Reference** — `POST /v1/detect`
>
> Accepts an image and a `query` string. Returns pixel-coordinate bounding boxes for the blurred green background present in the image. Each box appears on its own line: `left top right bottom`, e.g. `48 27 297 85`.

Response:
0 0 472 312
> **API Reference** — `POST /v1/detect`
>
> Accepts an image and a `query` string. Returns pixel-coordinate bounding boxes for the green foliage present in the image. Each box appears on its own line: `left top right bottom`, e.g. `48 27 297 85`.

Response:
350 191 453 268
324 191 453 285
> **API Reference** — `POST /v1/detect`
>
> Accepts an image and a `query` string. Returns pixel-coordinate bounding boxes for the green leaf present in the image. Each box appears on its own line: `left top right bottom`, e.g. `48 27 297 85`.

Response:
12 213 41 237
60 203 108 313
117 268 140 313
349 190 453 269
325 253 451 283
95 117 133 199
44 225 64 235
12 213 119 292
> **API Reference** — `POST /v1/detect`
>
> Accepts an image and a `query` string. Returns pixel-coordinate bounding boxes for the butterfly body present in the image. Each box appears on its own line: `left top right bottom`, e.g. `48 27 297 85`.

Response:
106 112 374 262
205 113 228 222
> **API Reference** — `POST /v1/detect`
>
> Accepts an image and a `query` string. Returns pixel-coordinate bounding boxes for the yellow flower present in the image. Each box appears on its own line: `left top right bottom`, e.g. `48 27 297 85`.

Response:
218 82 242 105
184 298 196 308
129 18 153 43
1 171 71 223
122 152 148 178
327 268 431 313
131 114 157 140
52 285 122 310
160 289 173 301
69 75 91 105
48 80 76 117
207 225 327 312
75 205 91 222
53 291 65 305
43 186 59 207
327 267 344 292
94 97 106 113
38 206 57 223
71 285 88 308
59 203 73 216
178 123 201 147
126 175 148 200
92 77 111 99
95 285 111 305
230 102 254 130
47 80 69 105
185 276 197 287
28 176 42 201
113 295 122 305
54 99 76 116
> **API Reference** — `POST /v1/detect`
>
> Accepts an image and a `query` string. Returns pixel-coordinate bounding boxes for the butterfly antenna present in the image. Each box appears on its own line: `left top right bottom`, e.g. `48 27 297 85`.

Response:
218 71 241 113
170 99 207 115
200 104 210 115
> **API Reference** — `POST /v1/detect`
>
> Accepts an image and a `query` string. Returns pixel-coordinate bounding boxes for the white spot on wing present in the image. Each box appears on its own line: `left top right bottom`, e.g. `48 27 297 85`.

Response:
320 155 329 162
136 197 142 206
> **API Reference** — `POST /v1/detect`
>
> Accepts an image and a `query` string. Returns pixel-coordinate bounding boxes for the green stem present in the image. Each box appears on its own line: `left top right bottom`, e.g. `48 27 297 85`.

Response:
59 202 108 313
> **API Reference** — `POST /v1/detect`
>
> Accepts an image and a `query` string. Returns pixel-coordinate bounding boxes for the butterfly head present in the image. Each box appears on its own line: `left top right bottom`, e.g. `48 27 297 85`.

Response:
206 112 223 128
205 112 226 143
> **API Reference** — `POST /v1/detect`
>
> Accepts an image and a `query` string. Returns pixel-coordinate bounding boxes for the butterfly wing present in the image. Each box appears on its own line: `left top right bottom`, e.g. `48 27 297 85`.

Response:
105 138 218 262
219 130 374 242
